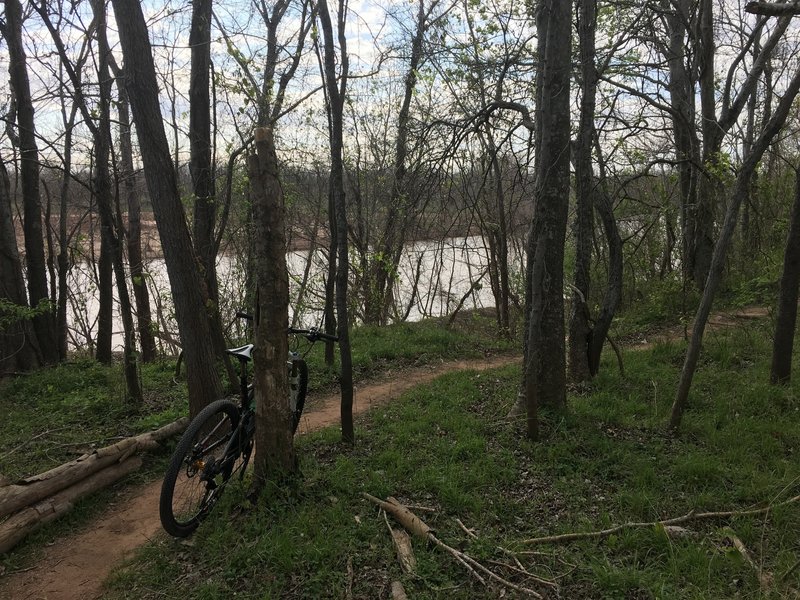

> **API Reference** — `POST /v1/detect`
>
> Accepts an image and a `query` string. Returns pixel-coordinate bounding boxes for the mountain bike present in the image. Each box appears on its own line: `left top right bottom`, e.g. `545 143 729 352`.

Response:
159 313 337 537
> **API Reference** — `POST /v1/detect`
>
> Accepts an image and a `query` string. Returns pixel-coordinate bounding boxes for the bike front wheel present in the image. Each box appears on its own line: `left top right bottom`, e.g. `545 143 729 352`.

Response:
159 399 241 537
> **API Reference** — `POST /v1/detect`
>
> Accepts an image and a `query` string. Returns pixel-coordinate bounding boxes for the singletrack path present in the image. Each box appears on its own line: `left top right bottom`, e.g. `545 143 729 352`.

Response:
0 353 519 600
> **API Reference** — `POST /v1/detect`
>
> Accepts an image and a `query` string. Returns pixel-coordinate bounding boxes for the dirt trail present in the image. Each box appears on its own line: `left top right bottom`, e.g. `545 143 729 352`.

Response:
0 353 519 600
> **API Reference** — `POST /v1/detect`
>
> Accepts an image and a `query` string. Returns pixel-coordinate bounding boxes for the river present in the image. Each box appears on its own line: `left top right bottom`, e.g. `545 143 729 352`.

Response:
65 235 524 351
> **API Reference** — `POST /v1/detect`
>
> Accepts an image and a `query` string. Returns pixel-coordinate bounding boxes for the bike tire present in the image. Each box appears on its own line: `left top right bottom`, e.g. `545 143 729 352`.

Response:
159 399 241 537
289 358 309 433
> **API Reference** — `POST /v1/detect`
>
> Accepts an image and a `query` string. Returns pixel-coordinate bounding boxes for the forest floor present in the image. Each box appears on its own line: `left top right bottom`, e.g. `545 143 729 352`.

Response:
0 305 773 600
0 353 520 600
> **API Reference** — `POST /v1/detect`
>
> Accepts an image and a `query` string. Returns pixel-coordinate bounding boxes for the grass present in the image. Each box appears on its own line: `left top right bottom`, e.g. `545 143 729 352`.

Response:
101 317 800 599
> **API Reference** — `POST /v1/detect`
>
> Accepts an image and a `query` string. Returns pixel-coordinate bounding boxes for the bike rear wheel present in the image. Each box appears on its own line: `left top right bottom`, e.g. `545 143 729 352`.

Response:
159 399 242 537
289 358 308 433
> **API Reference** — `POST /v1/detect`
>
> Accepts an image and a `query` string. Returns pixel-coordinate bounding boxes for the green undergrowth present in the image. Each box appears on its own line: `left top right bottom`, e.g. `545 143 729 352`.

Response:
0 358 187 481
105 319 799 599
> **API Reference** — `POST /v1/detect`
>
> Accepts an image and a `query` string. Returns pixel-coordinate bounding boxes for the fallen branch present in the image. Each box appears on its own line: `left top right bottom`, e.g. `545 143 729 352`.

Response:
0 427 70 461
522 494 800 545
363 493 544 598
456 517 477 540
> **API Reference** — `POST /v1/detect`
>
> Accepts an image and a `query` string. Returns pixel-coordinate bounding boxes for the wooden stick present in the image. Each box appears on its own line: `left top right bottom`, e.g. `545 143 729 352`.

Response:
363 493 543 598
522 495 800 545
456 518 477 540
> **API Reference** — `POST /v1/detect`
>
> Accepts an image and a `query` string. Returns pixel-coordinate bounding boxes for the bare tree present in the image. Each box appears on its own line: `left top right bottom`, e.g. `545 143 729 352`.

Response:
670 60 800 431
318 0 355 443
2 0 58 365
110 0 223 416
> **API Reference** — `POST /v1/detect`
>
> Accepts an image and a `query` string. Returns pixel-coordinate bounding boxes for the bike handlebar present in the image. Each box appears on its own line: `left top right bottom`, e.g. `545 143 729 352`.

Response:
236 311 338 343
289 327 339 343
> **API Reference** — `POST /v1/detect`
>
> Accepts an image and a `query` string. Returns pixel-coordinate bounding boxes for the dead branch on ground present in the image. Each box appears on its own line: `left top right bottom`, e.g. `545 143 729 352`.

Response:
522 494 800 545
363 492 547 598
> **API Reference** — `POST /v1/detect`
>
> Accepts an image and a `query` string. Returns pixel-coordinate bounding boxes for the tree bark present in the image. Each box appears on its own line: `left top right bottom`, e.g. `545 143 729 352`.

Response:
4 0 58 365
770 167 800 384
745 1 800 16
110 0 223 416
249 127 296 489
524 0 572 438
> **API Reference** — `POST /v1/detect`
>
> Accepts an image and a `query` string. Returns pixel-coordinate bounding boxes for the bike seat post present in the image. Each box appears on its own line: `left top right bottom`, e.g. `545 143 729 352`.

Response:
239 357 248 403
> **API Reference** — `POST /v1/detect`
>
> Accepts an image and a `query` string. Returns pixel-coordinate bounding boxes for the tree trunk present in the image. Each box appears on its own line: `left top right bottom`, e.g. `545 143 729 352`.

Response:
189 0 237 391
110 0 223 417
368 0 431 327
691 10 790 287
250 127 296 489
92 0 141 402
112 62 157 363
56 98 78 361
670 63 800 431
0 152 41 373
770 167 800 384
524 0 572 439
95 229 113 363
588 179 623 376
662 0 699 283
568 0 597 384
318 0 354 443
4 0 58 365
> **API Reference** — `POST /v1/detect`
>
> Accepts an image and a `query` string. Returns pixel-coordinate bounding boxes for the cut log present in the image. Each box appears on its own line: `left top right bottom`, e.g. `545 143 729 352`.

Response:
391 581 409 600
0 417 188 519
362 493 432 540
0 456 142 554
390 527 417 574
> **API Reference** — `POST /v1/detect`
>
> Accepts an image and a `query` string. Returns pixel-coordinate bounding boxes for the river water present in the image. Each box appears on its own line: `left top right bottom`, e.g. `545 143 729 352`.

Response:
65 235 524 351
